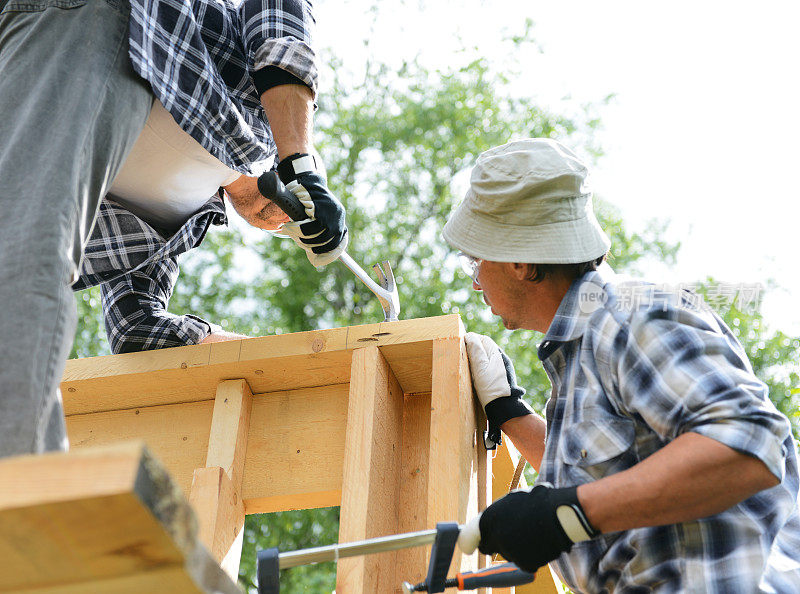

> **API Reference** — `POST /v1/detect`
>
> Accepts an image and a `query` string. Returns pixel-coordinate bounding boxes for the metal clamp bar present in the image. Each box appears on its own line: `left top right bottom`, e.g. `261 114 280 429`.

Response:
278 528 438 569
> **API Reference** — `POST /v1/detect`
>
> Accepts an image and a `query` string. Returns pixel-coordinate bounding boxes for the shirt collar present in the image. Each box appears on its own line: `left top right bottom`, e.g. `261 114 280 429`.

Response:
538 263 617 360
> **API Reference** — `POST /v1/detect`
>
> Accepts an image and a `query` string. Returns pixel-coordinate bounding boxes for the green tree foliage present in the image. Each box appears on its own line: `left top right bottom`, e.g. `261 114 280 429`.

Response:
68 32 799 594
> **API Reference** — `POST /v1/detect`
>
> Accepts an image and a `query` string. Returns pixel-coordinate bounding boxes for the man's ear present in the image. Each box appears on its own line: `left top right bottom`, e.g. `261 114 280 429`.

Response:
507 262 534 281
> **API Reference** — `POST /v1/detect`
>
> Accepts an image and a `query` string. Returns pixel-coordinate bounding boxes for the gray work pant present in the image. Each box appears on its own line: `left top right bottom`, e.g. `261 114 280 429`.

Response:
0 0 152 456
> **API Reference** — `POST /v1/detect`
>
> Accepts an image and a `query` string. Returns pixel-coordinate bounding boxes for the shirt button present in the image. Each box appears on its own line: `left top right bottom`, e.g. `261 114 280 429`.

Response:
580 449 588 459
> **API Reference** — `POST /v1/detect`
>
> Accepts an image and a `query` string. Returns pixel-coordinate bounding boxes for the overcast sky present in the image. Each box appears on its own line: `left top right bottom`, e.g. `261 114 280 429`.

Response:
315 0 800 334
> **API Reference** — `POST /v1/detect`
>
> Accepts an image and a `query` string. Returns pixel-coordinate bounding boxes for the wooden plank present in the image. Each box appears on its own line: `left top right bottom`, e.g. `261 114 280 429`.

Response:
66 400 214 496
190 380 252 580
13 565 224 594
206 379 253 488
242 384 349 512
396 392 432 586
429 337 481 577
189 467 246 580
336 346 405 593
243 490 341 515
0 442 239 594
67 385 348 512
61 315 463 414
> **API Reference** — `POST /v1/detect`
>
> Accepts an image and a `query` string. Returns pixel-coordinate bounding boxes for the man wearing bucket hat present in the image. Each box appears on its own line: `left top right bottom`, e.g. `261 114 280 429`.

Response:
446 138 800 592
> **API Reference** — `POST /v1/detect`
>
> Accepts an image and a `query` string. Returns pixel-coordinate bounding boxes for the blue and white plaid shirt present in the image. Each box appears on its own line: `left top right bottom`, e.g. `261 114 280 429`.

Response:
535 265 800 593
128 0 317 175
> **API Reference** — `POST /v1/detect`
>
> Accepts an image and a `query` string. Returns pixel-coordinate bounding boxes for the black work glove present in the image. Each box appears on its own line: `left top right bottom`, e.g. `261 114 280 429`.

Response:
478 484 599 573
276 153 348 267
464 332 534 449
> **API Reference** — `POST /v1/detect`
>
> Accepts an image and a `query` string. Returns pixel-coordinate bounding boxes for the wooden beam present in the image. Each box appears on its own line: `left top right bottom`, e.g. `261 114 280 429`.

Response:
66 400 214 496
189 379 253 580
429 337 483 577
205 379 253 487
336 346 405 593
396 392 432 585
0 442 238 594
67 384 349 513
242 383 349 514
61 315 463 414
189 467 245 581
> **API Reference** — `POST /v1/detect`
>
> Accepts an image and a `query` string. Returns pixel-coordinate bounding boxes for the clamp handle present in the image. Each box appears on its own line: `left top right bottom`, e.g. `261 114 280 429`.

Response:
425 522 460 592
257 547 281 594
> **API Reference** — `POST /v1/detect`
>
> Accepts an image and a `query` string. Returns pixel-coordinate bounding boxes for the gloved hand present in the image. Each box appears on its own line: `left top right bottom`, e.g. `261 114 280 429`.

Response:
276 153 348 267
464 332 533 448
477 484 599 573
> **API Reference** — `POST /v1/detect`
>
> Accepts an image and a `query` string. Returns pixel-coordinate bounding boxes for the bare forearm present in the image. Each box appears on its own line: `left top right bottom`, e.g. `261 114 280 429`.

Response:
260 84 314 160
200 330 249 344
501 414 547 471
577 432 779 534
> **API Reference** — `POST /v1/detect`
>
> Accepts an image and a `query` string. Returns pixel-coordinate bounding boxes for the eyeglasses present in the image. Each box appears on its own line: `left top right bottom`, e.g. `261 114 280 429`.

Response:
458 252 483 286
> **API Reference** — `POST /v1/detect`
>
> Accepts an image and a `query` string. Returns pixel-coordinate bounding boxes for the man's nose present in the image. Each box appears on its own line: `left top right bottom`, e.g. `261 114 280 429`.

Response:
472 280 482 291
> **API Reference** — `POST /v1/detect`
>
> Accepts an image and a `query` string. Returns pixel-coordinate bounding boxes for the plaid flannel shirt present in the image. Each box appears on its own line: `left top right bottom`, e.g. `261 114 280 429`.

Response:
535 265 800 593
71 0 317 351
74 196 227 353
128 0 317 175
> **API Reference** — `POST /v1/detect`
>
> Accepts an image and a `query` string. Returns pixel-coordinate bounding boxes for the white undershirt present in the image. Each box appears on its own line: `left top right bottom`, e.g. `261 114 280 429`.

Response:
108 100 243 232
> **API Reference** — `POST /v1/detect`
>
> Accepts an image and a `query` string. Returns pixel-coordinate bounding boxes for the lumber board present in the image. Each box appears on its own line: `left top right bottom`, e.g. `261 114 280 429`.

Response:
67 385 349 513
336 346 405 593
0 442 239 594
397 391 433 585
241 383 349 513
61 315 463 414
190 380 251 580
429 337 482 578
66 400 214 495
205 379 253 488
189 466 245 580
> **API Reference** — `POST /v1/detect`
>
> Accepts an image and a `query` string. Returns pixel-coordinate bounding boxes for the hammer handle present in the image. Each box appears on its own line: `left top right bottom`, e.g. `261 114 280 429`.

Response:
257 170 307 222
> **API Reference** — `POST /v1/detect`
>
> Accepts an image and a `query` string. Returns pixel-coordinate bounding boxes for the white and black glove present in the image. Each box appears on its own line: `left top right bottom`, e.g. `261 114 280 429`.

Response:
464 332 533 449
276 153 348 267
460 483 599 574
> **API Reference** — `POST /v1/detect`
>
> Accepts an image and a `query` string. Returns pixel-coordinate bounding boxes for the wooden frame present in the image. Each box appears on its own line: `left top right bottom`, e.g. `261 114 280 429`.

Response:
59 314 559 592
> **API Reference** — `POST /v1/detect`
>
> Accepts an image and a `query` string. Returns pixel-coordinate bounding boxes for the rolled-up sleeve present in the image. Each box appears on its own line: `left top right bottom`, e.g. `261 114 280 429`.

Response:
237 0 318 95
614 306 791 482
100 256 221 354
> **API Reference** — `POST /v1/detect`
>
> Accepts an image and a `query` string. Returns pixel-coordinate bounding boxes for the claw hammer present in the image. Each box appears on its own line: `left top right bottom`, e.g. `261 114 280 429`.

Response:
258 171 400 322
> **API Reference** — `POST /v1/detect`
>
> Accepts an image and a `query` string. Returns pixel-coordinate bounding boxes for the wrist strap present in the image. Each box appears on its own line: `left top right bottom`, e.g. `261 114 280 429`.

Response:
277 153 318 183
552 486 599 543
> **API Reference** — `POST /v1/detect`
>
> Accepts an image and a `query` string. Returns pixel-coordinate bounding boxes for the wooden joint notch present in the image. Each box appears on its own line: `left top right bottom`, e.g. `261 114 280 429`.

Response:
190 379 253 580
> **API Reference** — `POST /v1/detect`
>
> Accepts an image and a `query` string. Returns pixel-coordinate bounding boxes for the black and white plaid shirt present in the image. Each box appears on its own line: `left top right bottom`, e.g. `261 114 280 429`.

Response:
72 0 317 352
129 0 317 175
74 196 228 353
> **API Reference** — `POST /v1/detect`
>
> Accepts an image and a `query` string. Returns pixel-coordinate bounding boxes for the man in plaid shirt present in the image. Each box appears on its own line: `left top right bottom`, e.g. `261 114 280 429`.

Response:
445 139 800 592
0 0 346 456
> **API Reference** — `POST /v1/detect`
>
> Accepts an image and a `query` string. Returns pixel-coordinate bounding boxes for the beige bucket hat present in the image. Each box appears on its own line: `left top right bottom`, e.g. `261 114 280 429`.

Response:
443 138 610 263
